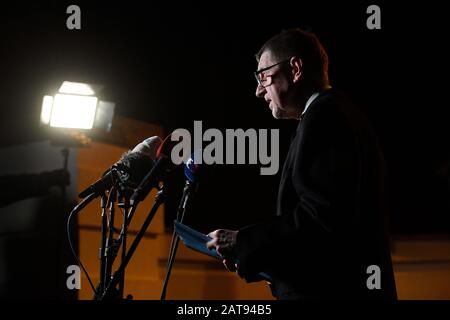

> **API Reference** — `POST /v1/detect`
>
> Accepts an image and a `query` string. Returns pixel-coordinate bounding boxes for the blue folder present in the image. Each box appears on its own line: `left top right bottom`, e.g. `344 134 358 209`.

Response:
174 221 272 282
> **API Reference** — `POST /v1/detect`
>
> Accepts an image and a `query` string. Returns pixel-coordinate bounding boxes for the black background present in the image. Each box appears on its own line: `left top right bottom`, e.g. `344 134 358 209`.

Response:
0 1 449 234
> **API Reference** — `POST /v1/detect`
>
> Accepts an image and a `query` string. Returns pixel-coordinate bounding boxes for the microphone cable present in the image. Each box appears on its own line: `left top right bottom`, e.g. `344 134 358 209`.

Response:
66 192 98 295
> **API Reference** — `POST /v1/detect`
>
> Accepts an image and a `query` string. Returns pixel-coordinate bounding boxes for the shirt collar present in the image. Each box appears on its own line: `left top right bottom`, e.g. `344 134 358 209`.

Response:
301 86 332 118
302 92 320 116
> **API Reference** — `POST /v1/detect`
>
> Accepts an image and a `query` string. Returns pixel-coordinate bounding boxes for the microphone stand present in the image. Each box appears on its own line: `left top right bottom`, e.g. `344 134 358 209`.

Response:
102 187 118 297
93 190 147 299
98 188 165 300
117 188 133 298
98 194 108 295
160 181 195 300
95 170 123 300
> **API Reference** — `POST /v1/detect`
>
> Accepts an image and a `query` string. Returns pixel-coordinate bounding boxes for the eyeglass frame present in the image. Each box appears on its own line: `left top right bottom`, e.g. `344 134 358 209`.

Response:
254 57 292 87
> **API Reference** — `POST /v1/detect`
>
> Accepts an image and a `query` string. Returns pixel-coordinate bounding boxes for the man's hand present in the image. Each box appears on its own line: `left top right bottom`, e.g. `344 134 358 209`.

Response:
206 229 239 272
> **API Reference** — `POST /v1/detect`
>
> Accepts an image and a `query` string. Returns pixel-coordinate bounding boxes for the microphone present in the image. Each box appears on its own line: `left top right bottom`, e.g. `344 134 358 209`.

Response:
130 132 179 205
176 150 202 218
130 136 162 158
160 151 201 300
176 151 202 220
78 136 162 198
184 149 202 184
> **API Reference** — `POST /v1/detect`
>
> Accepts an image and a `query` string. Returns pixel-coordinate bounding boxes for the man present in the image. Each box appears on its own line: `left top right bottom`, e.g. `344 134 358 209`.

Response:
207 28 397 299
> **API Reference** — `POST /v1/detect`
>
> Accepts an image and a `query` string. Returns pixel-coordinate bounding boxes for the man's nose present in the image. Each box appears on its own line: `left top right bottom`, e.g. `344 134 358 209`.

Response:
255 83 266 98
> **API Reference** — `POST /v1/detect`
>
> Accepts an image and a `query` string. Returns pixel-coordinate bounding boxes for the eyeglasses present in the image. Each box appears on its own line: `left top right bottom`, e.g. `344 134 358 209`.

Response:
254 58 291 87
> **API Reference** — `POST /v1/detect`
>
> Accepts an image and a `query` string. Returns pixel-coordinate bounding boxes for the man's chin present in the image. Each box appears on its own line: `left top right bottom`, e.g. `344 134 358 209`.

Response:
272 108 285 119
271 110 279 119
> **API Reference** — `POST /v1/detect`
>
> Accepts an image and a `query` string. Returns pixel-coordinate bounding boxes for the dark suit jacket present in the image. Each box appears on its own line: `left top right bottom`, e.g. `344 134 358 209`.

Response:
235 88 397 299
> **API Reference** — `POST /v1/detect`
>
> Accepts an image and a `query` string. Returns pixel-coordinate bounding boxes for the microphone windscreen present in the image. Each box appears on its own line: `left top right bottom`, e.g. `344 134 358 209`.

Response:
117 151 155 188
132 136 162 160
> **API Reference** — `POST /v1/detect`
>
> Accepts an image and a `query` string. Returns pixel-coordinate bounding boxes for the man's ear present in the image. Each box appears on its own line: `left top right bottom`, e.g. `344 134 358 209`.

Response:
290 56 303 83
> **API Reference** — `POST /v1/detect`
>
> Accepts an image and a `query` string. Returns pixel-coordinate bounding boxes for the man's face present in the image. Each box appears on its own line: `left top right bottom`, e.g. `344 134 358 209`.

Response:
255 51 300 120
